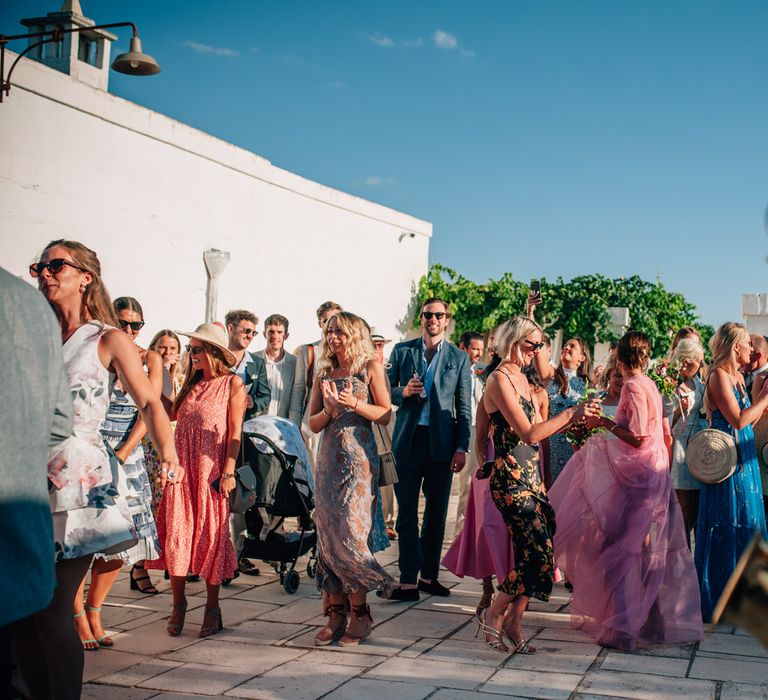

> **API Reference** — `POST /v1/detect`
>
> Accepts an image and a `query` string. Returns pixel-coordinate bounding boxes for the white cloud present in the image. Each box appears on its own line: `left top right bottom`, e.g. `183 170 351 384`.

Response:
368 32 394 47
433 30 458 50
365 176 395 186
400 38 424 48
184 41 239 57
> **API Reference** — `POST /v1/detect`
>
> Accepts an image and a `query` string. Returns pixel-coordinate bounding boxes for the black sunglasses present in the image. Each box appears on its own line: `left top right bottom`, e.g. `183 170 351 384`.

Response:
119 319 145 332
523 340 545 351
29 258 86 278
422 311 446 320
186 345 205 355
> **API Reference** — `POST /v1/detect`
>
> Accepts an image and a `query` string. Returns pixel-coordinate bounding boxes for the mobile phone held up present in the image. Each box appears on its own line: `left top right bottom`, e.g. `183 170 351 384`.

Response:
530 279 542 302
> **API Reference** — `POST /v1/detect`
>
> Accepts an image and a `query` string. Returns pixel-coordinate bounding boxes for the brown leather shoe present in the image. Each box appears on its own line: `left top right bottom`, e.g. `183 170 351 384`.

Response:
314 603 347 646
338 604 372 646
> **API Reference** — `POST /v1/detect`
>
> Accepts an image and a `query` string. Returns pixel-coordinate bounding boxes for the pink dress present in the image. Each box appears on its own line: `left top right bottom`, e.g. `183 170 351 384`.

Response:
443 437 515 580
549 374 703 649
147 375 237 585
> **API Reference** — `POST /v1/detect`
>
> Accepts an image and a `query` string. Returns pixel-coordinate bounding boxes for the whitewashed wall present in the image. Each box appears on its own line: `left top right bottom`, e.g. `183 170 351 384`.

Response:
0 52 431 351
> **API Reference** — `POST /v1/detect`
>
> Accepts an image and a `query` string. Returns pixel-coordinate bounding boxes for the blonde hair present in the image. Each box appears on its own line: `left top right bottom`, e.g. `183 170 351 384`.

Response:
173 341 232 412
494 316 542 363
598 355 618 391
709 322 749 370
671 337 705 367
41 239 118 326
317 311 376 377
149 330 185 389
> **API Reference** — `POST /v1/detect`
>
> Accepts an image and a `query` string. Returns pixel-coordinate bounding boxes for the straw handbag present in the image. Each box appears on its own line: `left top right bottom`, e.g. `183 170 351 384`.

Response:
685 428 738 484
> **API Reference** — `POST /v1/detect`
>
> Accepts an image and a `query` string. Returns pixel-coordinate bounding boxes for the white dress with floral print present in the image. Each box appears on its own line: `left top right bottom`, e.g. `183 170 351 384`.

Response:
49 322 136 561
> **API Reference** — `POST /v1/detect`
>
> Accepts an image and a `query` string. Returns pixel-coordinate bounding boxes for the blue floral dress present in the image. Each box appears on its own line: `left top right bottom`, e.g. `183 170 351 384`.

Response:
547 370 587 482
694 386 768 621
48 323 136 561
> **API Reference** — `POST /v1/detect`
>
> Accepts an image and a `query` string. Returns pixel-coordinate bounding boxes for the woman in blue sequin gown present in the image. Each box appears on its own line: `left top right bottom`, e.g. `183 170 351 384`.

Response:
695 323 768 621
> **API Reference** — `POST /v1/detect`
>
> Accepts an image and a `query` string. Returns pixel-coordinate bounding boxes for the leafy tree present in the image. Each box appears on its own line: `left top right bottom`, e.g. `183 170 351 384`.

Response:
416 264 714 357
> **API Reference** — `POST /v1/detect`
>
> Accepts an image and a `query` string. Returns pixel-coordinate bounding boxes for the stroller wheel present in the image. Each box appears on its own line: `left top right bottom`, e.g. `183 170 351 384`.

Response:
306 559 317 579
283 569 300 594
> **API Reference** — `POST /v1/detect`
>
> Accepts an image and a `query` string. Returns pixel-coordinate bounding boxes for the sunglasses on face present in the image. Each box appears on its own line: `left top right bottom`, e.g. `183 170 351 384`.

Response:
422 311 446 321
119 319 145 331
186 345 205 355
239 328 255 336
29 258 86 278
523 340 545 351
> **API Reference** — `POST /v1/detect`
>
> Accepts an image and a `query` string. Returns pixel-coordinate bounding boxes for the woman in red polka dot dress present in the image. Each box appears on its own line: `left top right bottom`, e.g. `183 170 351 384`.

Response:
147 323 245 638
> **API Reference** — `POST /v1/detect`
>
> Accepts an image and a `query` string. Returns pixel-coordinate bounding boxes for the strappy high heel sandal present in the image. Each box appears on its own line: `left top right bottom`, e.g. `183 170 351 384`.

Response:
199 606 223 638
338 604 372 646
475 577 494 618
73 610 99 651
503 630 537 655
85 606 113 647
474 612 509 654
130 564 159 594
314 603 348 646
166 602 188 637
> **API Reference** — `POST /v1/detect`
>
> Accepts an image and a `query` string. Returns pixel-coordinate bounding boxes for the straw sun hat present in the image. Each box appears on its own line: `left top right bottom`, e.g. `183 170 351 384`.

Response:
686 428 738 484
178 322 237 367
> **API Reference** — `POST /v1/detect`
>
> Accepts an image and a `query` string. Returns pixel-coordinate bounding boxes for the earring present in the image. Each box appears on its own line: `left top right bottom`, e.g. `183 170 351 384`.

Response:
80 284 88 293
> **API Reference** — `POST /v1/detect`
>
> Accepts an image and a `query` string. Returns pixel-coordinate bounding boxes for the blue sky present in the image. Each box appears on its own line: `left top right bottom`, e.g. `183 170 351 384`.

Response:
4 0 767 327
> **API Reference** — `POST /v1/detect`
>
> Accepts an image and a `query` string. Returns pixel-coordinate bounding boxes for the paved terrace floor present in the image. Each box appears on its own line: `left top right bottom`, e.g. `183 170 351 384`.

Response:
82 497 768 700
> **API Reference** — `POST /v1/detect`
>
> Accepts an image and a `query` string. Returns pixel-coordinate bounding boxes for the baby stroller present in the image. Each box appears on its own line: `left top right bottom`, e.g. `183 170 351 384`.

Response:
240 416 317 594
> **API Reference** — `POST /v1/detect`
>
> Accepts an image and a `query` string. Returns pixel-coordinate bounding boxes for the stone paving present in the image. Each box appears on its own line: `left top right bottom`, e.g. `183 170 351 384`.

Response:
82 511 768 700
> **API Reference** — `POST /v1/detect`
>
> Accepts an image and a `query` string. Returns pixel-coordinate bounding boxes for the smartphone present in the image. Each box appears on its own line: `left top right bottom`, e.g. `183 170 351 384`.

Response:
211 478 220 493
530 279 541 300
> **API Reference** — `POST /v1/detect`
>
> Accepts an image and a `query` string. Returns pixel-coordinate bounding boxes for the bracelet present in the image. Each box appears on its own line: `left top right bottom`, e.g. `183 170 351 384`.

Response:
115 454 125 465
222 472 235 480
354 398 359 410
610 423 620 434
323 407 332 419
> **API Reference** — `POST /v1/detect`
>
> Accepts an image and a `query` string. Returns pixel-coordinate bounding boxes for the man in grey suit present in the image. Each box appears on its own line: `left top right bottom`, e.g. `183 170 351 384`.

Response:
255 314 304 425
380 297 472 601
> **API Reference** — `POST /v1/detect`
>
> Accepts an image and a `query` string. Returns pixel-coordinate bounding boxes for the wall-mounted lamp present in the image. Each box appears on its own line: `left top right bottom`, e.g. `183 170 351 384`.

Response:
398 231 416 242
0 20 160 102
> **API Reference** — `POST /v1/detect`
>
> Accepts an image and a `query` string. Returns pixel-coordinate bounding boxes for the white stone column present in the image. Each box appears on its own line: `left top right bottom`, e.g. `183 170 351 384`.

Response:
742 294 768 336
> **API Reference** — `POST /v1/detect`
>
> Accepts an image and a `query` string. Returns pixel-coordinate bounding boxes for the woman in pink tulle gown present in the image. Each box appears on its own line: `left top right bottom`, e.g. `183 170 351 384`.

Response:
550 331 703 650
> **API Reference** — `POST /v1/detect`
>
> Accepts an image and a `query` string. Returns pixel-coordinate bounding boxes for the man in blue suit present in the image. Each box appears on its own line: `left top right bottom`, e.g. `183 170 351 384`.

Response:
380 297 472 601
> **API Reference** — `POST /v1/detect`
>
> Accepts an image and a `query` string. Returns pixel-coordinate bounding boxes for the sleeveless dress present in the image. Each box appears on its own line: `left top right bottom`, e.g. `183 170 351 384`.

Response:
547 370 586 482
550 375 703 649
489 377 555 601
443 432 516 581
146 375 237 585
100 384 160 563
48 322 136 561
670 376 707 491
313 370 394 594
695 386 768 621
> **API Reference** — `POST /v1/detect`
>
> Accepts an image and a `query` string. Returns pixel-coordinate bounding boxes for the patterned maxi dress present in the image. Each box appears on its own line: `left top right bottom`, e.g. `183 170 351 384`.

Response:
314 370 394 594
547 370 587 483
100 385 160 563
146 375 237 585
48 322 136 561
489 375 555 600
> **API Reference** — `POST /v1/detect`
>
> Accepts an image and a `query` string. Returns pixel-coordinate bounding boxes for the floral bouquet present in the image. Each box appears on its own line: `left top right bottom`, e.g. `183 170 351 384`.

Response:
647 359 680 398
564 387 605 450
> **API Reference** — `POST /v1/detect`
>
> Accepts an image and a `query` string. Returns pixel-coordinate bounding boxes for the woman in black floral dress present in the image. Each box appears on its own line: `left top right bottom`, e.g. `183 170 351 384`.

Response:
480 316 599 654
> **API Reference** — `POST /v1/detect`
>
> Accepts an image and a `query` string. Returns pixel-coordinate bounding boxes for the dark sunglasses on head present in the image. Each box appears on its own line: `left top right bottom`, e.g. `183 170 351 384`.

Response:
119 319 145 332
29 258 86 278
186 345 205 355
422 311 446 320
524 340 545 351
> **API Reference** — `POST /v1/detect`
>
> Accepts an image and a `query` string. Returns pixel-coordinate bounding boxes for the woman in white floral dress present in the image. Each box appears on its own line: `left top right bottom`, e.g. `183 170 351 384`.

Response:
24 240 179 700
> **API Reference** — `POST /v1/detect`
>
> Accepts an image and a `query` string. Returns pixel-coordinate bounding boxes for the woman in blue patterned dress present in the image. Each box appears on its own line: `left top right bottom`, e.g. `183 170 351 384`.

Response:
534 337 592 486
25 240 179 699
696 322 768 621
308 312 394 647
